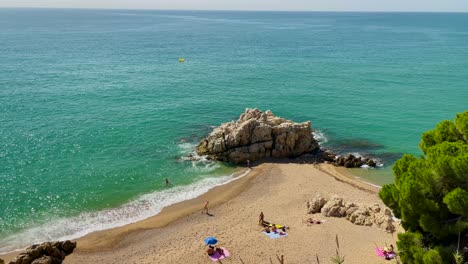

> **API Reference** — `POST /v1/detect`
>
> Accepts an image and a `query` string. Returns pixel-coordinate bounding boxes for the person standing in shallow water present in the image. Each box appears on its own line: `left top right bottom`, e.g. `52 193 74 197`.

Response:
165 178 170 187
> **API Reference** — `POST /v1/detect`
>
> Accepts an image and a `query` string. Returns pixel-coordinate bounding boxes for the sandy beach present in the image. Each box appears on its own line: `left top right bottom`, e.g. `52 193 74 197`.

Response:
2 163 400 264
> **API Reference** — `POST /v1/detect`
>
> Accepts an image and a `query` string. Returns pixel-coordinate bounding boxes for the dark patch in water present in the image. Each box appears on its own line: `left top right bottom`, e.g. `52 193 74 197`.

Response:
324 138 384 154
370 152 404 165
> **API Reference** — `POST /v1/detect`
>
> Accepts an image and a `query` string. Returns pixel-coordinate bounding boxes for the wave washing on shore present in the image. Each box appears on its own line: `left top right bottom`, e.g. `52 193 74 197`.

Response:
1 9 467 254
0 168 250 253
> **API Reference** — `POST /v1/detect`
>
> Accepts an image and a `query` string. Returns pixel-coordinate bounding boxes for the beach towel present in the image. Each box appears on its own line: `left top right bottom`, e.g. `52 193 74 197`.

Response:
209 248 230 262
375 247 396 260
261 221 286 229
263 231 288 239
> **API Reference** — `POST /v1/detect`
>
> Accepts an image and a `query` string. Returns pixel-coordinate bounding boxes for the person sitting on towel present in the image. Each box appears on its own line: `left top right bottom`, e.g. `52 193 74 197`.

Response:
207 245 215 256
264 226 271 233
272 225 277 233
382 244 395 260
215 247 224 255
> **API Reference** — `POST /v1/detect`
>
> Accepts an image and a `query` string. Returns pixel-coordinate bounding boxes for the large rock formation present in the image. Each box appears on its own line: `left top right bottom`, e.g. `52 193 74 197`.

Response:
8 241 76 264
196 108 320 163
307 195 394 233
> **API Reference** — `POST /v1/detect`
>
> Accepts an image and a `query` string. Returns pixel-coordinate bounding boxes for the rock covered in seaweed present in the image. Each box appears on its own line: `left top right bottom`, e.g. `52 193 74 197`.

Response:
196 108 320 163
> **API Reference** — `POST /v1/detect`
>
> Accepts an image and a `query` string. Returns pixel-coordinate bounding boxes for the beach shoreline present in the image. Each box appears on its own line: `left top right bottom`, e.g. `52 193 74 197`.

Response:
2 162 398 264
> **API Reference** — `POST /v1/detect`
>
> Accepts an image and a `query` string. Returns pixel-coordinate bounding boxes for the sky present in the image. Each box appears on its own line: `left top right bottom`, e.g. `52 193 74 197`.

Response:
1 0 468 12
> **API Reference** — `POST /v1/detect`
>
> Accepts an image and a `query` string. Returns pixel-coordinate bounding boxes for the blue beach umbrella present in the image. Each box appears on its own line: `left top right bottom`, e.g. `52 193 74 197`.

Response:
204 237 218 245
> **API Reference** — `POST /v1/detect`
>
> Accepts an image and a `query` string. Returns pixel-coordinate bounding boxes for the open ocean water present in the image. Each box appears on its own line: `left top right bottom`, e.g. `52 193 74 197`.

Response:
1 9 467 252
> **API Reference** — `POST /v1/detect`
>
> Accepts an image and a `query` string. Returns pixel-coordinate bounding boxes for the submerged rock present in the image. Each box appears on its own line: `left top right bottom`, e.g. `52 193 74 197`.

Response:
196 108 320 163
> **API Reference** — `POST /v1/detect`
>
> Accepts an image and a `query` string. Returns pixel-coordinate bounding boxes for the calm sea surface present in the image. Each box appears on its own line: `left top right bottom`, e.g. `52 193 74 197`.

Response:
1 9 467 252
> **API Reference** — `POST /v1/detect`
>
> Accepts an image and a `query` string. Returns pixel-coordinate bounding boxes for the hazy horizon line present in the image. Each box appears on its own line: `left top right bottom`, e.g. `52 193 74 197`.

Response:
1 6 468 14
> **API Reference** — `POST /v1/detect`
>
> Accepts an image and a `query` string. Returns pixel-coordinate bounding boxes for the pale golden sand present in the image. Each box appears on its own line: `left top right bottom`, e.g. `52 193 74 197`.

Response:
3 163 400 264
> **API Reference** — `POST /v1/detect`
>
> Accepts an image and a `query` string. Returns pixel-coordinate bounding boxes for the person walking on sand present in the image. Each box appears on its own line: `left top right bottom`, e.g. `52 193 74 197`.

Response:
259 211 264 225
202 201 210 214
247 159 251 169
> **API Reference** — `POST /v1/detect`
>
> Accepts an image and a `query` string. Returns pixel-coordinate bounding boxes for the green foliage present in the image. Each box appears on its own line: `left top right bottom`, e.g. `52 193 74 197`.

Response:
444 188 468 217
455 112 468 141
330 234 345 264
453 250 467 264
380 111 468 264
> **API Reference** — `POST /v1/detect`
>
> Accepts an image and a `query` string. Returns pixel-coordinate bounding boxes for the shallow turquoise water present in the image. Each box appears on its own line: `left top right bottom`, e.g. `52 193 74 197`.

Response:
1 9 467 251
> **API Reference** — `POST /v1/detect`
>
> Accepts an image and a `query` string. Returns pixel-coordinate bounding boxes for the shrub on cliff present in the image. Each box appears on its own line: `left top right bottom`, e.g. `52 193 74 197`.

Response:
379 111 468 264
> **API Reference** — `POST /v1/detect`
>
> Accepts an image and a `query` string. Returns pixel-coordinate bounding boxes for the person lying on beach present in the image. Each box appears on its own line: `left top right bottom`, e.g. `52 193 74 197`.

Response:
261 221 289 230
307 218 321 224
271 225 277 233
264 226 271 233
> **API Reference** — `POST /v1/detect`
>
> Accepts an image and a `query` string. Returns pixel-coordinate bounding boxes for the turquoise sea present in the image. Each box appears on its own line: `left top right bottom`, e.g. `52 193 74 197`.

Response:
1 9 467 252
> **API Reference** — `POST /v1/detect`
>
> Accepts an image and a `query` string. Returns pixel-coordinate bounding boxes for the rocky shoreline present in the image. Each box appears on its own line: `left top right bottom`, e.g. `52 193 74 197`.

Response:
195 108 380 168
6 241 76 264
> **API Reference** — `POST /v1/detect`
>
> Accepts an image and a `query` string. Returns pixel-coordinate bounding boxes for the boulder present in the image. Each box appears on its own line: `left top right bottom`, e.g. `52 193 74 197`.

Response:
321 196 346 217
308 195 327 214
331 154 379 168
196 108 319 163
60 241 76 255
8 241 76 264
30 256 61 264
0 258 4 264
310 196 394 232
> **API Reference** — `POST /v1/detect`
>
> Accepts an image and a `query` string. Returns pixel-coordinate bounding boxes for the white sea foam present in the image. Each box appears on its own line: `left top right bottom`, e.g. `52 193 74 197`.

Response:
312 130 328 145
177 142 218 170
0 169 250 254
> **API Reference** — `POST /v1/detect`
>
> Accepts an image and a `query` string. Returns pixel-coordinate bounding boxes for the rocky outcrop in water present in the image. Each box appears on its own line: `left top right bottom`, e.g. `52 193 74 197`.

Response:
196 108 320 163
301 151 379 168
307 195 394 233
8 240 76 264
331 154 377 168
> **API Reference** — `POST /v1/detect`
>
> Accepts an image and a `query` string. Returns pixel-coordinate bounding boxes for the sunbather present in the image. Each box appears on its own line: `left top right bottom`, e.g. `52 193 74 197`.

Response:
215 247 224 256
207 245 215 256
375 244 396 260
262 220 289 230
305 217 324 225
382 244 395 260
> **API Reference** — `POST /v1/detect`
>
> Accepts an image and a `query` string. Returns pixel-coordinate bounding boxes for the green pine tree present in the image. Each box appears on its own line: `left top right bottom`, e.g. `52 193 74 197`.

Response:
379 111 468 264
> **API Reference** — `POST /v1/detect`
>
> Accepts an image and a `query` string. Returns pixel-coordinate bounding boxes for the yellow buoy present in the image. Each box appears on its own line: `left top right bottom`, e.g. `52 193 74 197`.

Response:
178 58 185 63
